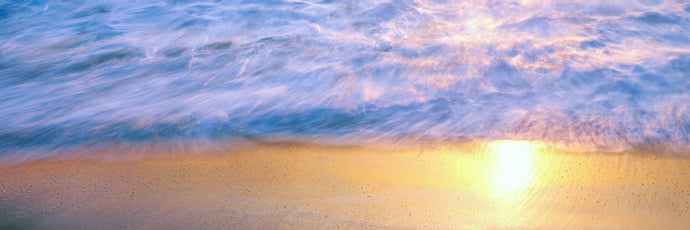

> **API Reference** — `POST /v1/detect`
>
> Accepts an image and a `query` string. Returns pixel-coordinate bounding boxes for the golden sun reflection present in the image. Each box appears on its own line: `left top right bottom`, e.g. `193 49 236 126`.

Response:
488 140 537 197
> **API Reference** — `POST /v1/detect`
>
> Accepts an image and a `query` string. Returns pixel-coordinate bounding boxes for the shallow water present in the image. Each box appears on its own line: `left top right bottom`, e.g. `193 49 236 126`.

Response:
1 0 689 158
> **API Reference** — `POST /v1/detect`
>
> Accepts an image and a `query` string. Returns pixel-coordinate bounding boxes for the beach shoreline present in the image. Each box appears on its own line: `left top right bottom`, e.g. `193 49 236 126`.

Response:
1 142 689 229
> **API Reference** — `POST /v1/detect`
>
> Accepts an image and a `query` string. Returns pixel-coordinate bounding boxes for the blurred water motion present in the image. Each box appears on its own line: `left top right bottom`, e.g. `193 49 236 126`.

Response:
1 0 689 158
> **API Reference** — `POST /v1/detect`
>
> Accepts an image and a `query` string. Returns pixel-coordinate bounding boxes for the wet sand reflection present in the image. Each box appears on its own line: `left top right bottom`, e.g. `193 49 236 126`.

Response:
1 141 689 229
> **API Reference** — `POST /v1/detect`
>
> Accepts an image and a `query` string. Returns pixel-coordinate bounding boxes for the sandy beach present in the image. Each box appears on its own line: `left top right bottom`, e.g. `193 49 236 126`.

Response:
1 141 689 229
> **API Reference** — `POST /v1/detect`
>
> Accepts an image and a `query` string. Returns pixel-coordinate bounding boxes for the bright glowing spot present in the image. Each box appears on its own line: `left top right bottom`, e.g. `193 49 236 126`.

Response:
460 13 497 41
489 141 536 196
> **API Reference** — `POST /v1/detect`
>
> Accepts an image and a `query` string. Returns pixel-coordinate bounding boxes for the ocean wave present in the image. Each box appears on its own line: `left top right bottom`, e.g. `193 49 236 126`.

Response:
1 0 689 156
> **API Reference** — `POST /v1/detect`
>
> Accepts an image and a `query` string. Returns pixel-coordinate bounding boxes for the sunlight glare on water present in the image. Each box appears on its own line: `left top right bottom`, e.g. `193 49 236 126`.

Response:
488 140 538 198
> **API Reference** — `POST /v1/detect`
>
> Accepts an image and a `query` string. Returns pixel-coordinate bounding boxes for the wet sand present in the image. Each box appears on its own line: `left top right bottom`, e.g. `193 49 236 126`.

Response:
1 142 689 229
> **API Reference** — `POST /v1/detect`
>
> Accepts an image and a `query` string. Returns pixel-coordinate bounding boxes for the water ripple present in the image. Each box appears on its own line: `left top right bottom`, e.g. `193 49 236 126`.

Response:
1 0 689 157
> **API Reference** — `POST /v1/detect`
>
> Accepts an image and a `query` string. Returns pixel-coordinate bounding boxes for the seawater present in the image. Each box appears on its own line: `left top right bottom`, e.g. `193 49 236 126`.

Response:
1 0 689 157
